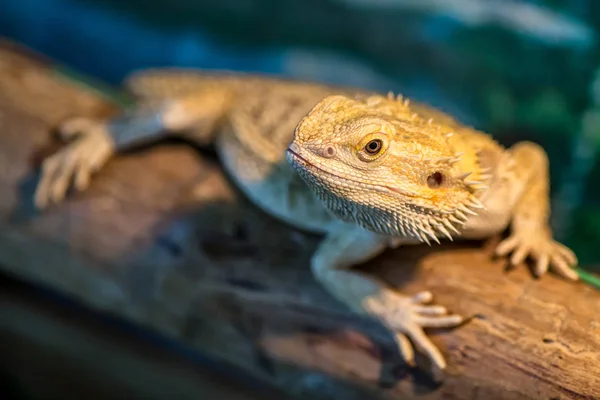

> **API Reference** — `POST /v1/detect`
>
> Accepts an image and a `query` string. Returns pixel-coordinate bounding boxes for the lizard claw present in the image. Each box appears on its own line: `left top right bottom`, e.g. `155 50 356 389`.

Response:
365 290 463 370
34 118 116 209
495 231 579 280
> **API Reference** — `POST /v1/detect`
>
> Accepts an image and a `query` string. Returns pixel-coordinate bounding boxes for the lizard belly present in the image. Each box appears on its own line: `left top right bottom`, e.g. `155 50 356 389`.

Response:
215 128 337 234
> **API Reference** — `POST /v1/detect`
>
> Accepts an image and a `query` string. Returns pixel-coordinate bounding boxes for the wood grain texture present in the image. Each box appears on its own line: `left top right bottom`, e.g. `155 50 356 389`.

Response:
0 39 598 400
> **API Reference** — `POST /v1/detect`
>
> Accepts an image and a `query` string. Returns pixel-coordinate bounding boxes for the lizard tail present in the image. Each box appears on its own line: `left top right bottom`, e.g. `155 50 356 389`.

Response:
123 68 239 99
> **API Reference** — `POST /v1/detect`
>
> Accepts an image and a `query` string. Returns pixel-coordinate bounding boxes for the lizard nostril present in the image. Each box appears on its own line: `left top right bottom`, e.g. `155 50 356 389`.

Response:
288 142 301 154
323 146 336 158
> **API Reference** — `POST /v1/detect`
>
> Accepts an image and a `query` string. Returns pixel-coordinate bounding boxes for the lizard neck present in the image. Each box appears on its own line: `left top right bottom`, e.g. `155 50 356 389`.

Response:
446 132 491 194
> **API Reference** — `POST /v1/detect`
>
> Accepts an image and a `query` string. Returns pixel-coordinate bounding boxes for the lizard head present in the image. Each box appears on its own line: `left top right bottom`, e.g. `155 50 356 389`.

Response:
286 94 485 244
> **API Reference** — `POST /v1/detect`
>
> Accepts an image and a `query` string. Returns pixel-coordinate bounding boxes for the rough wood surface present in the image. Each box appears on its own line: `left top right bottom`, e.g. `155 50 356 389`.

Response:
0 39 599 400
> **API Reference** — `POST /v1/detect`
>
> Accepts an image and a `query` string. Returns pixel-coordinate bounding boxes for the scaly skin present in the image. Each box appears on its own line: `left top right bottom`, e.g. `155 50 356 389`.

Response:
34 69 578 374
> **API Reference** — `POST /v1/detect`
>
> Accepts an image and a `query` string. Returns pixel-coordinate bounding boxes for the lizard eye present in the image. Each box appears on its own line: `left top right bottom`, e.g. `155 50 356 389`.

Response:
365 139 383 155
356 133 388 162
427 172 444 188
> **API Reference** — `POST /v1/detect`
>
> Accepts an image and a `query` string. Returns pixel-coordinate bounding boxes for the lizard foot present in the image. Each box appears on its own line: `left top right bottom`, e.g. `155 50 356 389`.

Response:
34 117 116 209
495 231 578 280
365 290 462 370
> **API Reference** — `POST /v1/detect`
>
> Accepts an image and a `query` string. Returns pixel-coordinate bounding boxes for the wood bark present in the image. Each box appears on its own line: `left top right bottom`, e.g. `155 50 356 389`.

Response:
0 39 599 400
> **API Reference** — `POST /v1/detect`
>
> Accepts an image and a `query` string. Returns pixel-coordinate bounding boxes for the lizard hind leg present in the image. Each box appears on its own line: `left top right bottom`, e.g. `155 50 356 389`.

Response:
312 223 463 371
495 141 578 280
34 87 233 209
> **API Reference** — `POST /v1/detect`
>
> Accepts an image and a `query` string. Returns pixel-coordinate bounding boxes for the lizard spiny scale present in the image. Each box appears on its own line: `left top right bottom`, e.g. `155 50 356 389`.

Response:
458 171 473 180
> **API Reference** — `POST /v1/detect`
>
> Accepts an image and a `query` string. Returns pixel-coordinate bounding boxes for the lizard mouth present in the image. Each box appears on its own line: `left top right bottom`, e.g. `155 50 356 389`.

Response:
285 147 309 166
287 147 361 186
286 146 412 197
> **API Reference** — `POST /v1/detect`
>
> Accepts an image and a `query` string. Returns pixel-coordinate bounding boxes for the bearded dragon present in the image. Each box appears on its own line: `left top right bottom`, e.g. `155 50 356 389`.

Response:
33 69 578 372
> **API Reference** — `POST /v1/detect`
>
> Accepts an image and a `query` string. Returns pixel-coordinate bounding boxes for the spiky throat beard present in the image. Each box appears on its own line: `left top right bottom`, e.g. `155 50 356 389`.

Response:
288 150 482 245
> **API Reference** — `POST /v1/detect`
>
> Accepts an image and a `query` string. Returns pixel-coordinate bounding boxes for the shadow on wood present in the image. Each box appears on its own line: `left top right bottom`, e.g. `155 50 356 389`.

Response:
0 38 598 400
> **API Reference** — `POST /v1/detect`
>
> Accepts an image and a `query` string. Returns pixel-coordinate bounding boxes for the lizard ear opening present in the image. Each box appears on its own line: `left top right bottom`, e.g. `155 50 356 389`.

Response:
427 172 444 188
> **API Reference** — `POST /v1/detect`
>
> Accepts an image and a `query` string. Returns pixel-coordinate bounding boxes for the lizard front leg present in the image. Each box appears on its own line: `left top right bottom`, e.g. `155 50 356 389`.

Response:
495 141 578 280
313 223 463 370
34 88 232 209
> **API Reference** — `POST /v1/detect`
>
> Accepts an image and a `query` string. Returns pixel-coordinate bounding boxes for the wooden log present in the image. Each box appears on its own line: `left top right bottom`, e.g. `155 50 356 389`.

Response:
0 275 291 400
0 38 599 400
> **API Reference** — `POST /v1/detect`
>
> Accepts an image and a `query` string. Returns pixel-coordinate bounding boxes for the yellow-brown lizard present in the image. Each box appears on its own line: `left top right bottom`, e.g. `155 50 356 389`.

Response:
34 69 578 373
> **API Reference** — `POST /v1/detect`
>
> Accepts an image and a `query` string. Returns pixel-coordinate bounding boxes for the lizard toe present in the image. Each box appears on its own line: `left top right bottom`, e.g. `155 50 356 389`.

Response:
49 152 79 204
533 254 549 277
395 333 416 367
510 244 530 266
499 232 579 281
495 236 519 257
370 290 461 371
550 253 579 281
35 157 58 209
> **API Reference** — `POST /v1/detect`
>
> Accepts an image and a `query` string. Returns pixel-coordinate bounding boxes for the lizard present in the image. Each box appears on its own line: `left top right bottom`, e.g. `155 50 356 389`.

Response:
33 68 579 372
